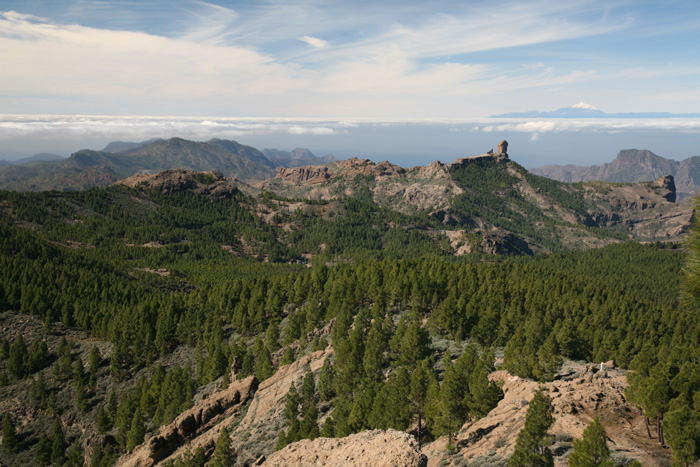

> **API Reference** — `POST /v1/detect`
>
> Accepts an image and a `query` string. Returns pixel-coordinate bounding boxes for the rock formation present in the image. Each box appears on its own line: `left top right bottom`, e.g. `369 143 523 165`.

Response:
229 349 332 465
117 169 239 199
423 361 664 466
115 376 258 467
261 429 427 467
653 174 677 202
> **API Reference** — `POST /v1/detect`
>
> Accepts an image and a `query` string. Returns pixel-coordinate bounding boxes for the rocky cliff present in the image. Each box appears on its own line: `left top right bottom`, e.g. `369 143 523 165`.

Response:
531 149 700 198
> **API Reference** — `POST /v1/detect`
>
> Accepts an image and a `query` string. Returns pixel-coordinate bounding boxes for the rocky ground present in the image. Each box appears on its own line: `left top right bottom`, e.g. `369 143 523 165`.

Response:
425 361 669 467
111 354 669 467
261 429 427 467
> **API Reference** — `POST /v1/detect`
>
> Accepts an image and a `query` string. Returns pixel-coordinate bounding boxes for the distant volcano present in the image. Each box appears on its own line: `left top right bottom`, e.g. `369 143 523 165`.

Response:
491 103 700 118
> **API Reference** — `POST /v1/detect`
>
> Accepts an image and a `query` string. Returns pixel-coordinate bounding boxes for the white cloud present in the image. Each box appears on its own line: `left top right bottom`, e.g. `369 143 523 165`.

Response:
0 1 686 117
474 118 700 142
299 36 328 49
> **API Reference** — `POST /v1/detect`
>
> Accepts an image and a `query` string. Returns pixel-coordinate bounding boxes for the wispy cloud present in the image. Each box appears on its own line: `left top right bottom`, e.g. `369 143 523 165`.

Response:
299 36 328 49
0 0 696 117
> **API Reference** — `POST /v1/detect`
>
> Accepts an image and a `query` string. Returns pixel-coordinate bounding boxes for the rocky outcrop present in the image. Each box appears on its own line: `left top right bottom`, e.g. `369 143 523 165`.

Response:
262 156 461 214
115 376 258 467
581 179 692 241
229 349 332 465
424 361 666 467
653 175 677 202
117 169 239 199
449 142 510 168
277 165 332 185
261 429 427 467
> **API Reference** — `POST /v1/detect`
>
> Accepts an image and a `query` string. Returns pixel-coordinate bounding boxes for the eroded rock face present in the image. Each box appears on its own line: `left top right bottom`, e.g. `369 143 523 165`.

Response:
653 175 677 202
261 429 427 467
115 376 258 467
230 349 332 465
498 140 508 155
277 165 332 185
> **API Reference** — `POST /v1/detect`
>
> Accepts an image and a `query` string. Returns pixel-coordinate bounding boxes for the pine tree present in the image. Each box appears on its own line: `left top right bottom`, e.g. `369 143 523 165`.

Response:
509 388 554 467
51 417 67 465
97 405 111 434
320 416 336 437
568 417 614 467
317 358 335 401
468 363 501 420
663 400 700 467
2 413 18 455
88 346 100 392
106 388 118 422
254 339 275 381
36 433 52 466
0 339 9 359
65 439 84 467
409 358 435 441
74 359 87 412
536 333 562 382
8 335 27 380
209 427 236 467
110 345 123 382
126 409 146 451
281 347 295 366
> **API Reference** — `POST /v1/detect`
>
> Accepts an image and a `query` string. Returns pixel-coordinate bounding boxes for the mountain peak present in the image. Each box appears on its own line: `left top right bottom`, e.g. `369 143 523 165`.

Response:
571 102 599 110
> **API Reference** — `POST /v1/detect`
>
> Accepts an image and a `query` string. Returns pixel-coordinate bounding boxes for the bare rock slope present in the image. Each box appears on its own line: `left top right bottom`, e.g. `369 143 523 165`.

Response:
425 361 668 467
262 429 427 467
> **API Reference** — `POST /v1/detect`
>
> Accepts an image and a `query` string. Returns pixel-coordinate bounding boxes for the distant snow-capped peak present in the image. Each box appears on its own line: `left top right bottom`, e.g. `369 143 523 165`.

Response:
571 102 599 110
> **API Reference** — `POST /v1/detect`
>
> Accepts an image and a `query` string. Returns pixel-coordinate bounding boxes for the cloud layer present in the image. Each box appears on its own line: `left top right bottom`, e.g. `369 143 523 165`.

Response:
2 115 699 145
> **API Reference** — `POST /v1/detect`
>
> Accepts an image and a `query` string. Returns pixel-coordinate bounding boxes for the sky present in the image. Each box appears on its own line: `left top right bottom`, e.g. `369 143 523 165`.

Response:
1 0 699 166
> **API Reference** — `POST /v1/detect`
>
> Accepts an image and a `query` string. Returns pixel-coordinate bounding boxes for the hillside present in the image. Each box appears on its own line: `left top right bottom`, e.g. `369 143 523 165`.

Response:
531 149 700 198
0 138 296 191
262 143 692 252
0 144 698 467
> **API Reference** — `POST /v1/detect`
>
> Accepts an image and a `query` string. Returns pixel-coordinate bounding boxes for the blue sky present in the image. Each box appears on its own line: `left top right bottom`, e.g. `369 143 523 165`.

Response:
2 0 700 117
0 1 699 165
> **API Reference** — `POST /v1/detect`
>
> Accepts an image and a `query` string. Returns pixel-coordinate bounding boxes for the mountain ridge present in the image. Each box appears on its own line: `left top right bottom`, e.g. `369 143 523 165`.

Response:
0 138 328 192
531 148 700 197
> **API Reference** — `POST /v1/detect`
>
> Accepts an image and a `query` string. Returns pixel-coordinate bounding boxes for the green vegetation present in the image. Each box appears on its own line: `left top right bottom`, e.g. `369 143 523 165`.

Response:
449 158 627 251
509 388 554 466
0 177 693 466
567 417 613 467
